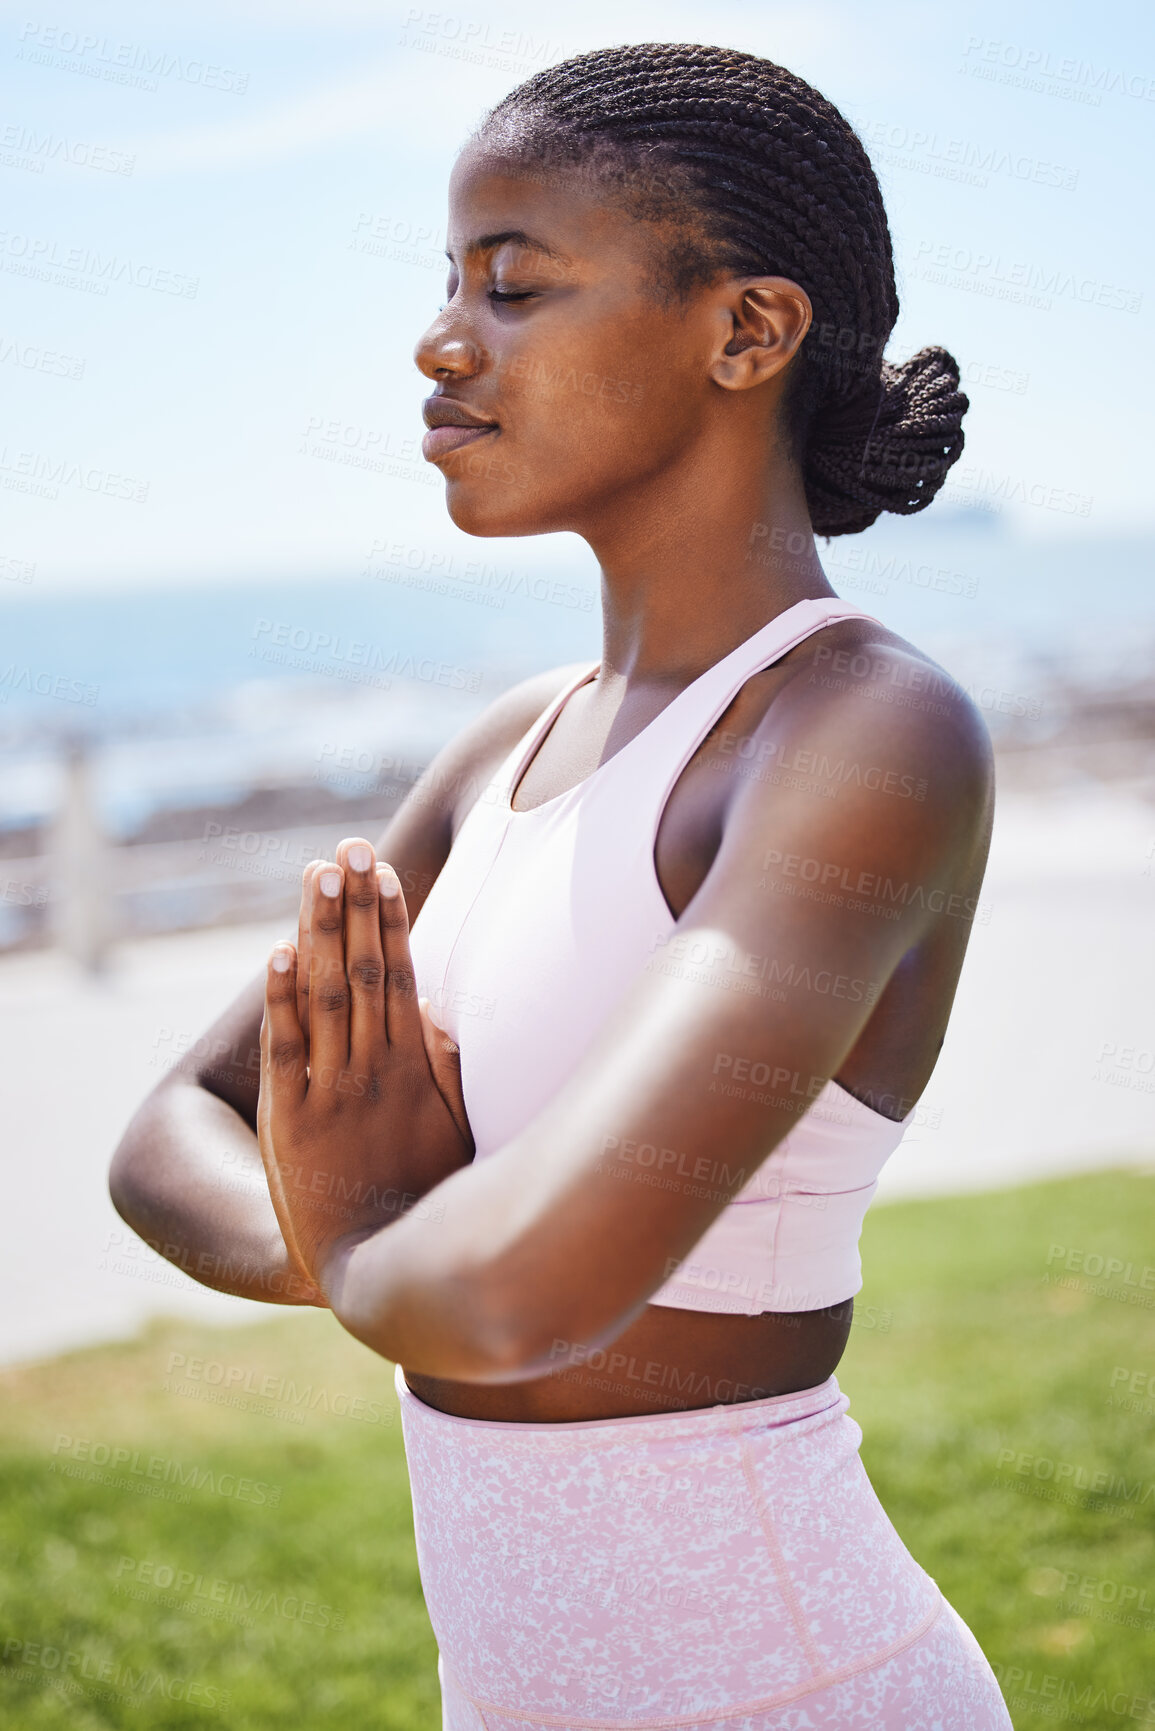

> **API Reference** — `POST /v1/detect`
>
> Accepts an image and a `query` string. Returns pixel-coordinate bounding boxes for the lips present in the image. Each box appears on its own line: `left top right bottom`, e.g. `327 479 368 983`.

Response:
422 424 497 460
421 397 498 464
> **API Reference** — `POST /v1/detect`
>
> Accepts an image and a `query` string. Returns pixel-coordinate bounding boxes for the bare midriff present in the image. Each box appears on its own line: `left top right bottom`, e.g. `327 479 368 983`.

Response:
402 1300 854 1421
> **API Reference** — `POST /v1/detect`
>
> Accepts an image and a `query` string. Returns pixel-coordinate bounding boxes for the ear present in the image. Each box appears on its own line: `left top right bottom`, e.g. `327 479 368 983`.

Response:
708 278 812 392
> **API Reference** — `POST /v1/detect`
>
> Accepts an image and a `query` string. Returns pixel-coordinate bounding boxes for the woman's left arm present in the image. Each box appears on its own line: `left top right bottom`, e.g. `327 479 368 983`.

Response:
263 649 993 1381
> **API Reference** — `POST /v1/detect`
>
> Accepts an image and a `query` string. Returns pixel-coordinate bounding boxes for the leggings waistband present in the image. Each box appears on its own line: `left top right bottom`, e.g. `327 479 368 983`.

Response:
393 1361 844 1447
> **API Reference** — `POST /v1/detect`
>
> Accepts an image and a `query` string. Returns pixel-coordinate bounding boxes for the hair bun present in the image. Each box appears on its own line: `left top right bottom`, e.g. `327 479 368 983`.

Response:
804 346 969 538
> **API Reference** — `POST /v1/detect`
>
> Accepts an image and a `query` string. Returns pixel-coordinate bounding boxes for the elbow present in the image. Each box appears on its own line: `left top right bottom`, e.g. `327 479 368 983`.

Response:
444 1250 631 1383
440 1267 578 1384
465 1297 545 1383
107 1093 164 1233
328 1241 559 1384
473 1271 645 1384
108 1134 149 1237
108 1126 139 1219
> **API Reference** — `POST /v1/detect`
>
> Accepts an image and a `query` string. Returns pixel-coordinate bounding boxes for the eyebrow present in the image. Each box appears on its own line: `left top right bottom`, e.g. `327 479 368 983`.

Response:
446 229 570 265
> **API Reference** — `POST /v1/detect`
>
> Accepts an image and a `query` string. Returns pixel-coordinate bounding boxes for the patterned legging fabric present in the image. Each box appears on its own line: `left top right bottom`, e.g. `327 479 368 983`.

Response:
394 1365 1012 1730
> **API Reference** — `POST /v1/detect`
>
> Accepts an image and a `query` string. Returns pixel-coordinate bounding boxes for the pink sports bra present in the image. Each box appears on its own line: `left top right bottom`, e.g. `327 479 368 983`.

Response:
408 597 914 1315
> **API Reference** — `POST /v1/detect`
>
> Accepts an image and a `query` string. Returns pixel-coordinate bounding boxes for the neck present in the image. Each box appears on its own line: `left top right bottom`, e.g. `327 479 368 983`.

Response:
576 422 837 687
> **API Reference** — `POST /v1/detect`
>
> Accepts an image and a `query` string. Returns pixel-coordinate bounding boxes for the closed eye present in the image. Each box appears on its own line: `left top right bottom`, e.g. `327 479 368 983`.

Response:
489 290 537 304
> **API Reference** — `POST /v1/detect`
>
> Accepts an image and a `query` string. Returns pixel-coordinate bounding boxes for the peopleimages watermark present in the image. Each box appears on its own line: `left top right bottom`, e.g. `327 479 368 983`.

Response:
16 22 250 94
596 1131 750 1203
397 8 567 76
49 1432 282 1505
743 519 983 599
112 1554 344 1629
989 1663 1155 1726
99 1225 320 1304
161 1350 392 1428
245 1154 447 1229
2 876 47 908
1044 1242 1155 1290
547 1337 778 1409
349 210 447 267
822 541 980 598
758 848 990 926
1091 1040 1155 1096
1031 1560 1155 1628
857 117 1078 191
314 741 419 796
942 462 1092 519
365 537 594 612
0 331 85 379
2 1635 230 1712
906 239 1141 316
646 929 881 1008
1109 1366 1155 1402
0 229 198 298
0 663 99 706
299 413 435 485
992 1446 1155 1515
805 642 1042 722
710 725 930 801
958 34 1155 105
0 445 148 503
192 820 334 890
706 1057 941 1132
0 122 135 176
249 618 483 694
807 643 958 719
959 358 1029 397
0 552 36 583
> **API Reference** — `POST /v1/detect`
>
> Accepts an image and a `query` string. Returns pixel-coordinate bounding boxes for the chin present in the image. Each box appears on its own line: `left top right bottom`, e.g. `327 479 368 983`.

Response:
444 493 518 537
442 483 554 539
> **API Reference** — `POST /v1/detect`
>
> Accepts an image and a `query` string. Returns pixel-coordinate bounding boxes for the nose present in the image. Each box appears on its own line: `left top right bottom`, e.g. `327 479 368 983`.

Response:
414 307 485 382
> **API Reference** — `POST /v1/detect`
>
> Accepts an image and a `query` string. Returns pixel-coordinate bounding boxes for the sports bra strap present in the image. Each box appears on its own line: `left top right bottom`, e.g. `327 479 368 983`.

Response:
499 596 883 811
627 596 884 830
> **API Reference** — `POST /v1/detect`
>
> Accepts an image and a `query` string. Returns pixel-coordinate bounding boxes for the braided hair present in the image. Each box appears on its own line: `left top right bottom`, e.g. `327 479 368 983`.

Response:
471 43 968 537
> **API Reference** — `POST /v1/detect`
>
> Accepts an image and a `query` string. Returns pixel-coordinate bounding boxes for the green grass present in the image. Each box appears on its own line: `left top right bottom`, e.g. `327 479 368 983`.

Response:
2 1169 1153 1729
840 1169 1155 1729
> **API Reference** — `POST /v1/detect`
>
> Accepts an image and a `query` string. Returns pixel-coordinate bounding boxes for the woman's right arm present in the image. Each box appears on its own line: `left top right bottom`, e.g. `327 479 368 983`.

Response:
106 668 579 1305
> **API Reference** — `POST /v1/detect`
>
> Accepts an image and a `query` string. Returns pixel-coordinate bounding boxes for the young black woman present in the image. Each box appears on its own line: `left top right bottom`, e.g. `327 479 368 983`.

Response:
112 43 1012 1729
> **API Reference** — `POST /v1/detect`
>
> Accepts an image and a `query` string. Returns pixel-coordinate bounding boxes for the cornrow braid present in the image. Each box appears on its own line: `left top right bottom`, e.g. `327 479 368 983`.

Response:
472 42 969 537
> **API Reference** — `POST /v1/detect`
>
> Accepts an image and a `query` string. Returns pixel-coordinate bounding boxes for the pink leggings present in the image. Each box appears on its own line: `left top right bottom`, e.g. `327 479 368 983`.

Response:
394 1364 1012 1730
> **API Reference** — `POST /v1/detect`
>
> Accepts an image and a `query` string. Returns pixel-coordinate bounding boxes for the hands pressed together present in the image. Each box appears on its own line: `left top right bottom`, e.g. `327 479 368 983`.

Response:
257 837 474 1302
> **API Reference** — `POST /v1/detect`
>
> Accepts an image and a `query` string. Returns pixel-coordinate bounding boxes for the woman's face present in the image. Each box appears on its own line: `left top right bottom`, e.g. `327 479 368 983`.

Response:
414 146 729 538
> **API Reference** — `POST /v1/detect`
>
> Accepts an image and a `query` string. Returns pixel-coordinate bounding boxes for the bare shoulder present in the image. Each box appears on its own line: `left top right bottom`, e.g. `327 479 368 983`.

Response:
710 615 995 883
778 615 993 790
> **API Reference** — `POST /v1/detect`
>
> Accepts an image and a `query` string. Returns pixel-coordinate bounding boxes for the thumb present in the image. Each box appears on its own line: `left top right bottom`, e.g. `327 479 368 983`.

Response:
418 997 473 1153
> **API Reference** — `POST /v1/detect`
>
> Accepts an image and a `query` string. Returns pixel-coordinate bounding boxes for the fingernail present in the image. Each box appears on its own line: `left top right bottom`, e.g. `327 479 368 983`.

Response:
319 870 342 897
347 843 372 873
271 945 293 973
378 863 401 897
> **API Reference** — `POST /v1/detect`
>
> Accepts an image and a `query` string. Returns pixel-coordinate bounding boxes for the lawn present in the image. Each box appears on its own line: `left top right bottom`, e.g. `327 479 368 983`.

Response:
1 1169 1152 1729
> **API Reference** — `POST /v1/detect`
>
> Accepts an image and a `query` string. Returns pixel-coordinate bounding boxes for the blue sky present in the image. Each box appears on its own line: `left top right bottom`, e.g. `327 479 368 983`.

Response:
3 0 1152 595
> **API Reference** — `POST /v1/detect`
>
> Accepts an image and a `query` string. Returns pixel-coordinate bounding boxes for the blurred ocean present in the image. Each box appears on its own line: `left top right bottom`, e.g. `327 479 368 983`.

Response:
1 513 1152 836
